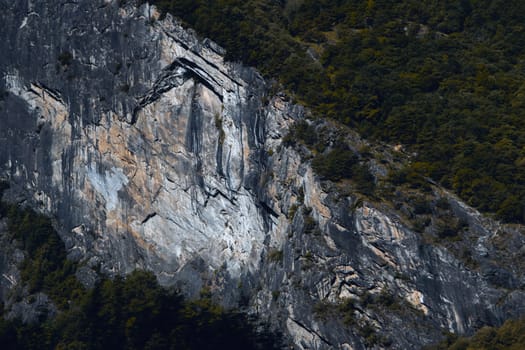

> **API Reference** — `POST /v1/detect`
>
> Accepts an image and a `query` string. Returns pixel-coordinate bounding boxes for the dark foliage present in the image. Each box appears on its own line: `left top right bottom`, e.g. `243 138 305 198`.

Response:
312 147 357 181
426 318 525 349
57 51 73 66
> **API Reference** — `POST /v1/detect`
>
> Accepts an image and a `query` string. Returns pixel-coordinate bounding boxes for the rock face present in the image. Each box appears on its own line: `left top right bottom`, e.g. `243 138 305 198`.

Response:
1 1 524 349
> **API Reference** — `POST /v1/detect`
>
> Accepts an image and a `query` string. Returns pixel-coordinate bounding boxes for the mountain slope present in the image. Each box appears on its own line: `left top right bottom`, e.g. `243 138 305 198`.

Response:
149 0 525 224
0 1 524 349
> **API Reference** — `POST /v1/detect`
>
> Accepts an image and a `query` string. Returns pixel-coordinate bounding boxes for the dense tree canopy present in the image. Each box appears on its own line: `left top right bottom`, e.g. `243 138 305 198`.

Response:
426 318 525 350
147 0 525 223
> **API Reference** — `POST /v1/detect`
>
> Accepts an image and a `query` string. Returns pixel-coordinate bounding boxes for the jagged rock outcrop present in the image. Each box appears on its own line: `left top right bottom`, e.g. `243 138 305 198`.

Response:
1 1 524 349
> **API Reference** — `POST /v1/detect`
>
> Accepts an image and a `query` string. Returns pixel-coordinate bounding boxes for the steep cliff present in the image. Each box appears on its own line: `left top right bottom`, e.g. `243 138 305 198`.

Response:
1 1 524 349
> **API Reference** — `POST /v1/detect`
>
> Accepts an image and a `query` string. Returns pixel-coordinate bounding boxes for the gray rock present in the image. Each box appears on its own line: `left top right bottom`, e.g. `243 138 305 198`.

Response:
7 293 57 324
0 1 524 349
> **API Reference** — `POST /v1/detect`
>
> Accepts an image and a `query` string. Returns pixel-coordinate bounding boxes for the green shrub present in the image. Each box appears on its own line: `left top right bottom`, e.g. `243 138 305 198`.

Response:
288 204 299 220
337 298 357 326
352 164 375 195
436 218 468 239
413 198 432 215
267 249 283 263
436 197 450 210
312 148 357 181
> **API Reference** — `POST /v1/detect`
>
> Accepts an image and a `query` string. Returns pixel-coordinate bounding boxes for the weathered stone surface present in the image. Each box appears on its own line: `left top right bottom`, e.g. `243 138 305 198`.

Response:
1 1 524 349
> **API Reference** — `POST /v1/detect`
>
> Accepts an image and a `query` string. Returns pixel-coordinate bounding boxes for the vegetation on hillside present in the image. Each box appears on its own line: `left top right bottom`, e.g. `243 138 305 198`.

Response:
425 318 525 350
146 0 525 223
0 185 282 350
